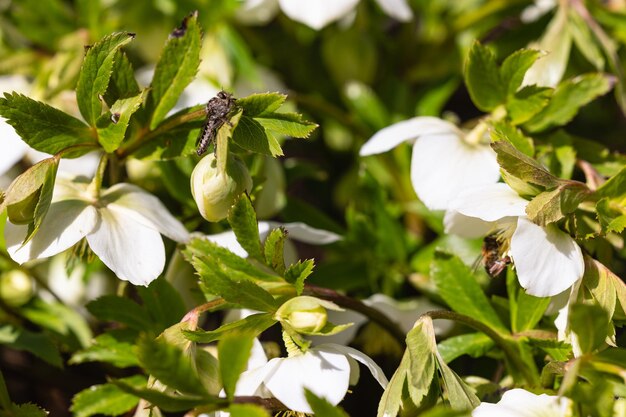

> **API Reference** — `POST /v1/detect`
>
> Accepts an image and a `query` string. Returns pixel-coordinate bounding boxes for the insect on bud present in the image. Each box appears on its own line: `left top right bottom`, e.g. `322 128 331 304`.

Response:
190 153 253 222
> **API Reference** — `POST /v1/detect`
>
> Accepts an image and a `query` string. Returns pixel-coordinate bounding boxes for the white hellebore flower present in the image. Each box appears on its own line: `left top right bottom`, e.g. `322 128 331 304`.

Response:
230 343 387 414
472 388 573 417
6 177 190 286
444 183 584 297
238 0 412 30
360 117 500 211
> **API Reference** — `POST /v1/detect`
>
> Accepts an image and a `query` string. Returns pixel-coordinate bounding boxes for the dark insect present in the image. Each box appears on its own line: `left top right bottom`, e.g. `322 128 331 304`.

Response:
481 234 511 277
196 90 237 156
170 11 196 38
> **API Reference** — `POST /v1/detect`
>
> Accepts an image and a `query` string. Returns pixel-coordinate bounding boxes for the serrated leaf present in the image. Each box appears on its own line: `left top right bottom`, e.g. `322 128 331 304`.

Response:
228 194 263 261
524 73 613 132
492 140 560 188
490 120 534 157
218 332 254 399
237 92 286 117
525 181 590 226
7 402 48 417
596 198 626 234
500 49 543 95
506 85 552 125
69 333 139 368
434 353 480 410
263 227 286 275
0 93 96 155
437 333 494 364
103 51 141 105
595 164 626 204
137 333 207 396
231 115 274 156
148 12 201 129
76 32 136 125
569 303 610 354
305 390 349 417
228 404 271 417
86 295 152 331
183 313 276 343
70 376 144 417
431 251 507 332
377 350 409 417
97 89 146 152
527 338 571 361
0 324 62 367
406 317 437 405
112 379 224 412
464 41 505 111
284 259 315 295
255 112 318 139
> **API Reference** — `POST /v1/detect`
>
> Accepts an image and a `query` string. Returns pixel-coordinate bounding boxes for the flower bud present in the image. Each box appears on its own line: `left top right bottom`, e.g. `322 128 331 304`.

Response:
191 153 252 222
0 270 34 307
275 296 342 334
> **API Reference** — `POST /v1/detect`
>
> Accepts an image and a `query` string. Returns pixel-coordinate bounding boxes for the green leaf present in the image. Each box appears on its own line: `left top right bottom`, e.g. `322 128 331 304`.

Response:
583 256 618 321
437 333 494 364
228 404 271 417
524 73 613 132
112 379 223 412
147 12 201 129
137 277 188 331
255 112 318 139
435 353 480 410
464 41 505 111
96 89 146 152
595 164 626 204
263 227 286 275
228 194 264 262
237 92 286 117
527 338 571 362
70 376 143 417
0 93 96 155
343 81 390 130
5 403 48 417
0 325 62 367
103 51 141 105
76 32 136 125
183 313 276 343
137 333 207 396
490 120 534 157
405 317 437 405
231 116 274 156
69 333 139 368
569 303 610 354
525 181 590 226
491 140 560 188
284 259 315 295
431 251 507 332
506 85 552 125
596 198 626 234
86 295 152 331
305 390 349 417
377 350 409 417
218 332 255 399
500 49 543 95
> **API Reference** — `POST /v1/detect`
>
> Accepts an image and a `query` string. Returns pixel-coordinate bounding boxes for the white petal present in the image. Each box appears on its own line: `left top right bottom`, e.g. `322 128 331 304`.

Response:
318 344 388 388
374 0 413 21
360 117 461 156
472 388 572 417
248 338 269 370
280 222 342 244
204 230 248 257
0 123 28 176
411 135 501 210
86 206 166 286
264 350 351 413
6 200 97 263
446 183 528 221
235 359 278 397
510 218 584 297
236 0 280 25
101 183 190 243
278 0 359 29
443 210 496 239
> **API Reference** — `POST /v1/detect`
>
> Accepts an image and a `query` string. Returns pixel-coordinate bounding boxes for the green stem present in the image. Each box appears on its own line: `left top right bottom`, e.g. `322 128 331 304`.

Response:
426 310 538 386
88 153 109 198
117 108 206 159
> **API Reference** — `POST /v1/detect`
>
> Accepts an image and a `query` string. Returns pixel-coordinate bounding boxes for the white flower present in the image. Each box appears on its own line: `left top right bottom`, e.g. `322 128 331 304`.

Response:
6 177 190 286
229 343 387 413
444 183 584 297
237 0 412 30
360 117 500 211
472 388 573 417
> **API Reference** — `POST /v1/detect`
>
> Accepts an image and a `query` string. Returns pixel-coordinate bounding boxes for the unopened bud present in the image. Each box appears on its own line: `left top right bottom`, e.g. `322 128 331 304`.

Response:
0 270 34 307
275 296 341 334
191 154 252 222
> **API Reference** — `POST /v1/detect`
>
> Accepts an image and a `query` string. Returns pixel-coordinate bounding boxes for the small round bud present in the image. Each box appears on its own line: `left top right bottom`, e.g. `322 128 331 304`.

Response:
191 154 253 222
274 296 341 334
286 306 328 333
0 270 34 307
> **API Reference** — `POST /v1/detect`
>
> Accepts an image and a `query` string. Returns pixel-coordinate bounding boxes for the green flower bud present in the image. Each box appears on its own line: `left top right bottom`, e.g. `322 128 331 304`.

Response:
0 270 34 307
275 296 342 334
191 153 253 222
